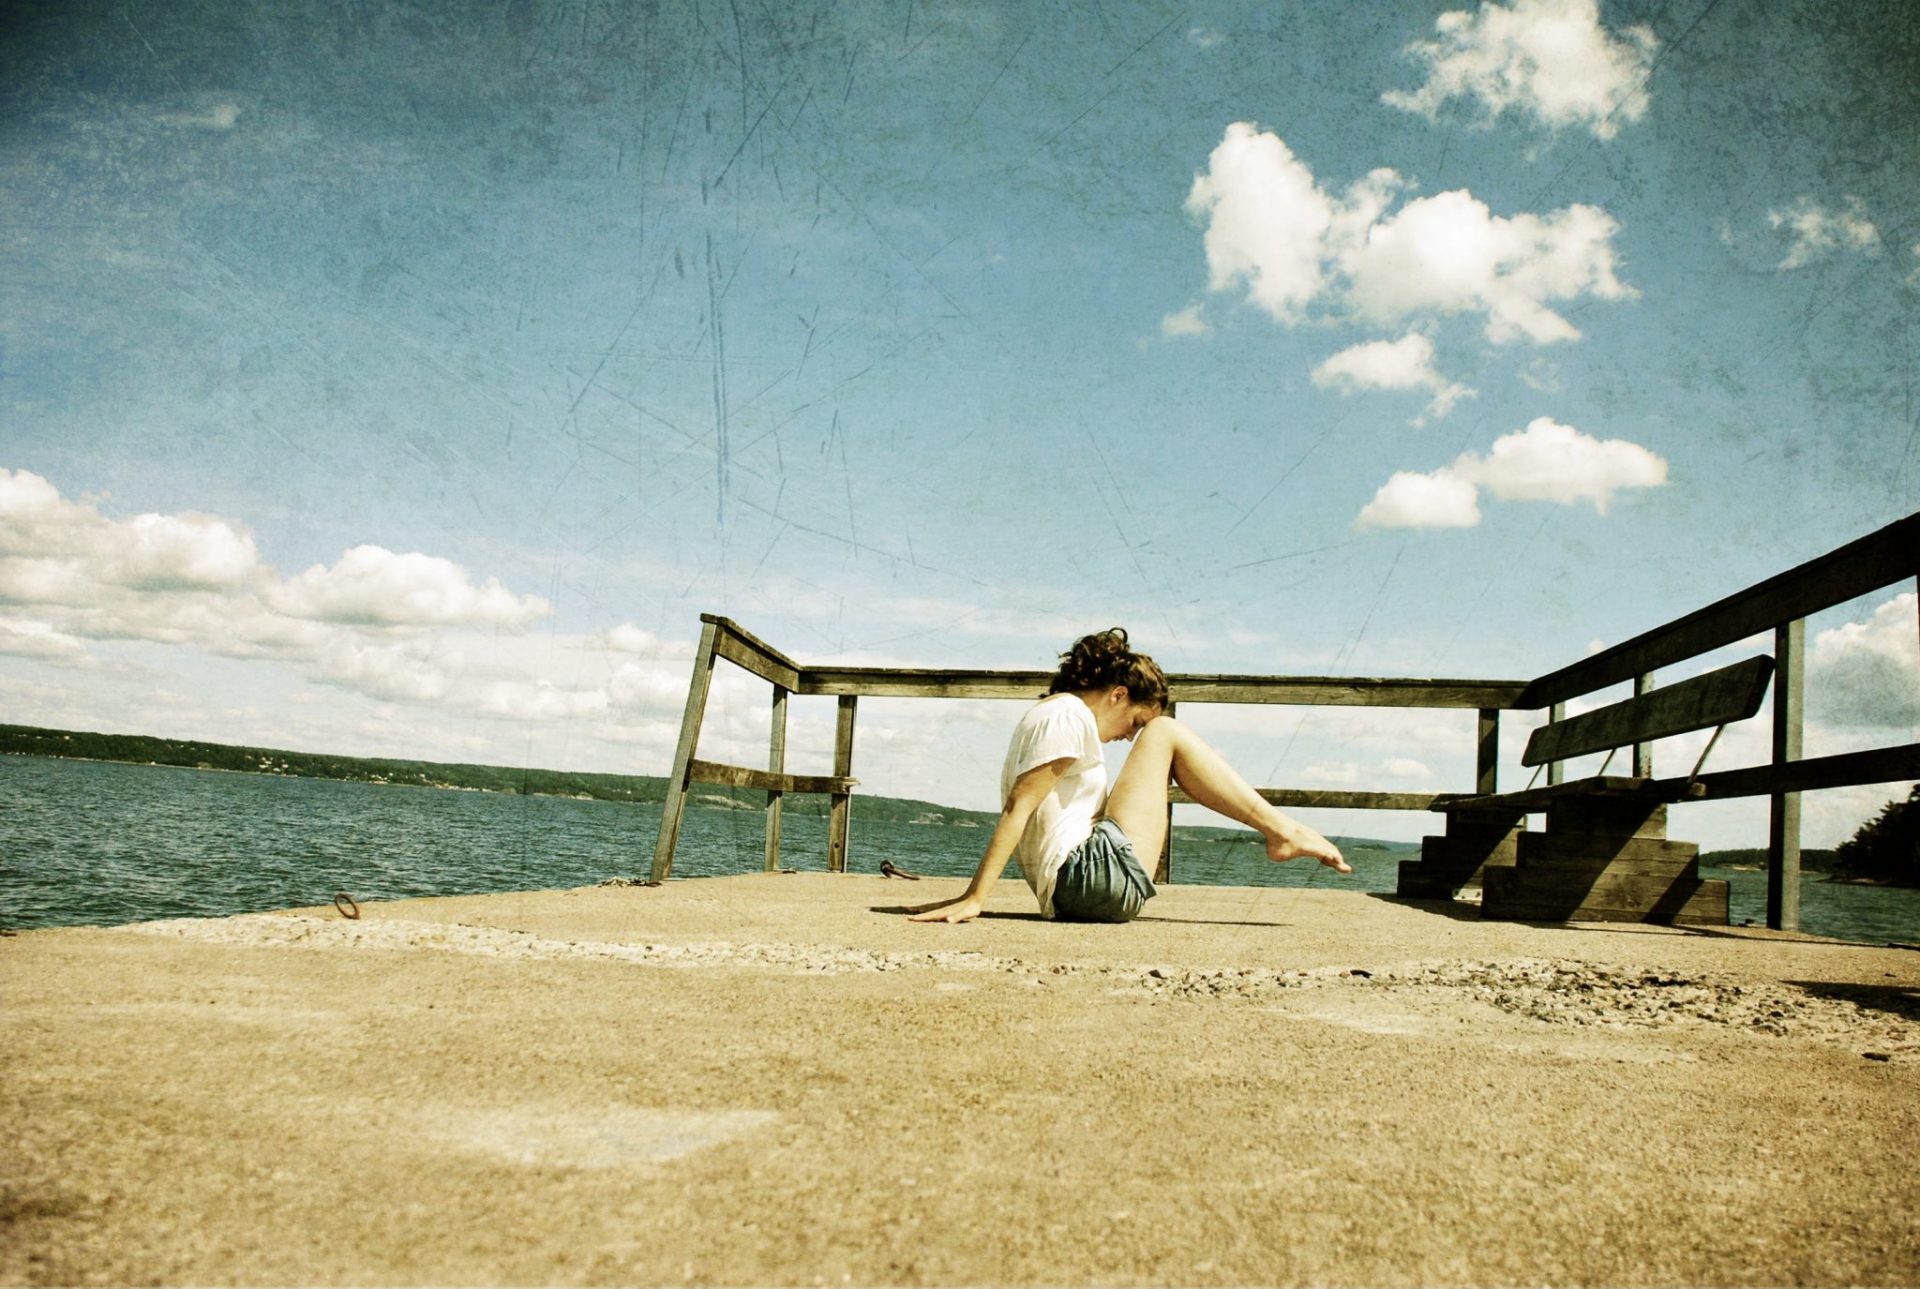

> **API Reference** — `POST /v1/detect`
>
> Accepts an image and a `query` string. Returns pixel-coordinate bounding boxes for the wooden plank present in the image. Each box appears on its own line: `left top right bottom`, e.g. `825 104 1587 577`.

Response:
1521 512 1920 707
1446 741 1920 813
798 668 1528 709
1438 776 1662 813
765 686 788 874
827 695 856 873
1168 788 1471 811
799 669 1050 699
1669 742 1920 800
1520 833 1696 866
1768 619 1804 931
1522 656 1774 767
650 622 720 884
1484 869 1729 924
698 614 803 675
688 759 854 796
1166 676 1527 709
713 631 801 692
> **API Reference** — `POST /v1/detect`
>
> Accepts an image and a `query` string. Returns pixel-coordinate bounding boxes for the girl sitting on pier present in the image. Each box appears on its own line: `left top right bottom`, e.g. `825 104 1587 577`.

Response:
907 628 1350 924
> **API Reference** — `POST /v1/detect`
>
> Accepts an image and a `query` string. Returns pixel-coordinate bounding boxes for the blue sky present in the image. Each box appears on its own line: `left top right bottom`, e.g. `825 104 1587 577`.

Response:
3 0 1916 849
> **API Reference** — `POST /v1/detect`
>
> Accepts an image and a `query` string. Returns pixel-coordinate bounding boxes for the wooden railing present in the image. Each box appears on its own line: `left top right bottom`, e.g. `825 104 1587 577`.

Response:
651 511 1919 932
649 614 1526 884
1512 511 1920 929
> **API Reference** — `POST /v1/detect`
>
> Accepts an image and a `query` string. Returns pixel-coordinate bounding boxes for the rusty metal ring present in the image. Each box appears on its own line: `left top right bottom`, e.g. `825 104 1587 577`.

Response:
333 893 360 920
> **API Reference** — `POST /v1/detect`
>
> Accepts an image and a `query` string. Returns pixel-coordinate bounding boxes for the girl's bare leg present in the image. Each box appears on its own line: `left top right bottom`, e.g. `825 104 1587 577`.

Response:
1102 717 1349 872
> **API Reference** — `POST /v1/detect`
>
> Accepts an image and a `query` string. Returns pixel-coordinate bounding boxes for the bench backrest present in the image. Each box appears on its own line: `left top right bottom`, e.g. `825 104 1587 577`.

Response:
1521 655 1775 769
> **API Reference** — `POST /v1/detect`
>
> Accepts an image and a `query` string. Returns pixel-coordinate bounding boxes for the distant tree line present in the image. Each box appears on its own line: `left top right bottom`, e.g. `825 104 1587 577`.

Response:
1832 786 1920 887
0 723 999 826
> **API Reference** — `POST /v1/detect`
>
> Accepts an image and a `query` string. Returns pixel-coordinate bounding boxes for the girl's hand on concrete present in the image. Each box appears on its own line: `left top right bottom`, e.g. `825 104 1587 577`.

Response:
907 894 984 923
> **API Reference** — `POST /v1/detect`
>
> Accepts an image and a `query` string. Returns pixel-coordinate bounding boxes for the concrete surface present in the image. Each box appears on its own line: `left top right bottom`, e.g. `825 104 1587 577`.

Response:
3 872 1917 1286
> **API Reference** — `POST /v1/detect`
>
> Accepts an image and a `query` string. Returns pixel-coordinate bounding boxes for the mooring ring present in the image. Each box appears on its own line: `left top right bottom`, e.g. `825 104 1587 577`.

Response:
333 892 361 920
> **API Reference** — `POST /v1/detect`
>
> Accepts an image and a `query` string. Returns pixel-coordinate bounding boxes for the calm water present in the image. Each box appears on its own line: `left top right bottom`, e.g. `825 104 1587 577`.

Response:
4 754 1916 944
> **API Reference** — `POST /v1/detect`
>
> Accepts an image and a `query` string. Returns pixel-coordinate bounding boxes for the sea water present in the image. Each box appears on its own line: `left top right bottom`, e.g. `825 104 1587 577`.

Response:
3 754 1915 944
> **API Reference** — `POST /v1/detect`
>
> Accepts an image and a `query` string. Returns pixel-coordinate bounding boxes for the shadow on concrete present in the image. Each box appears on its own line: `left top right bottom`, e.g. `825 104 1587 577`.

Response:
1365 893 1483 923
1786 979 1920 1024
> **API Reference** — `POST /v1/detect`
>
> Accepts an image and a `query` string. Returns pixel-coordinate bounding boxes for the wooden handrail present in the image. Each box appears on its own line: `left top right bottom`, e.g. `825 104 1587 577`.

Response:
797 667 1526 709
1521 512 1920 707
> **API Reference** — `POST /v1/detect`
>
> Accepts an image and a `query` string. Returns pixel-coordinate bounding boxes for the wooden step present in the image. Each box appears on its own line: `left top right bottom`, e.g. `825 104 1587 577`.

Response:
1483 867 1728 925
1515 832 1698 878
1395 829 1519 898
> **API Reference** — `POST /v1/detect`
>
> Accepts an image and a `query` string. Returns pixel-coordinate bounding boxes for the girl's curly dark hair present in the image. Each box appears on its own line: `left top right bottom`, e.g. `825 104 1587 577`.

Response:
1046 627 1169 706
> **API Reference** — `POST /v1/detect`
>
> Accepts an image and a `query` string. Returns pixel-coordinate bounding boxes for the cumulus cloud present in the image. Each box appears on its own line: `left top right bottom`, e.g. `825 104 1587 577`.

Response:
1160 303 1211 338
1768 197 1879 270
0 468 625 725
1810 592 1920 729
1184 122 1633 344
0 468 261 592
1383 0 1657 139
105 513 260 590
270 545 551 628
1358 417 1667 529
1357 469 1483 530
1311 332 1475 422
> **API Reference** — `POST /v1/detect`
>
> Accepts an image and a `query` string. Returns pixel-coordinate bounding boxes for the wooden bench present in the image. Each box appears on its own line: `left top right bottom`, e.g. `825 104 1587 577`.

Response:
1397 655 1776 925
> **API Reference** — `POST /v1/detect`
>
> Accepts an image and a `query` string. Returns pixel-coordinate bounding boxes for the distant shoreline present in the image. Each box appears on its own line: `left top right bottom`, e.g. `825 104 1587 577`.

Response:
2 724 1403 847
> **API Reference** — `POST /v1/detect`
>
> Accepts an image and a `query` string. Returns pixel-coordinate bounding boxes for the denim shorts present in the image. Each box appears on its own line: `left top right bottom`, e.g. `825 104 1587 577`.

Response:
1052 819 1157 923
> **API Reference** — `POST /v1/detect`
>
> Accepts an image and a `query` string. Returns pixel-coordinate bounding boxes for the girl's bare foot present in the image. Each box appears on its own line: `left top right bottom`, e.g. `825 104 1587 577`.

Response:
1264 819 1350 873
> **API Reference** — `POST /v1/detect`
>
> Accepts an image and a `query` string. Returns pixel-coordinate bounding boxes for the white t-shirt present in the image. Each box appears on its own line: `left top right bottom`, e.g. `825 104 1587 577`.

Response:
1000 693 1107 917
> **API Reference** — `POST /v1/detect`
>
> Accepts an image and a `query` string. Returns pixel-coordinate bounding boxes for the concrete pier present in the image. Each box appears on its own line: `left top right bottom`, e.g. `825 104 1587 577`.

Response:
4 874 1916 1285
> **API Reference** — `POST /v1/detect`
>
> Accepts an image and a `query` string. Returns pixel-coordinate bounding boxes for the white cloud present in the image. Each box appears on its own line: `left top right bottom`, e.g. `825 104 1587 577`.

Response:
1311 332 1475 422
270 545 551 628
1357 469 1482 530
1380 757 1433 780
1187 25 1225 49
1809 592 1920 729
1383 0 1658 139
1160 303 1211 338
0 617 95 667
0 469 624 726
1184 123 1633 344
0 468 262 594
1344 191 1633 344
1358 417 1666 529
105 513 260 590
1185 124 1345 324
1467 416 1666 508
1301 761 1362 785
1768 197 1880 270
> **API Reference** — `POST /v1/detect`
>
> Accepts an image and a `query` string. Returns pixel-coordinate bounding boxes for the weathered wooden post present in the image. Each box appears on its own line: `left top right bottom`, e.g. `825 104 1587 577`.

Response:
1547 701 1566 786
651 619 721 884
1158 699 1177 884
1767 619 1804 931
764 685 789 872
1633 673 1655 777
827 695 857 872
1476 708 1499 795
